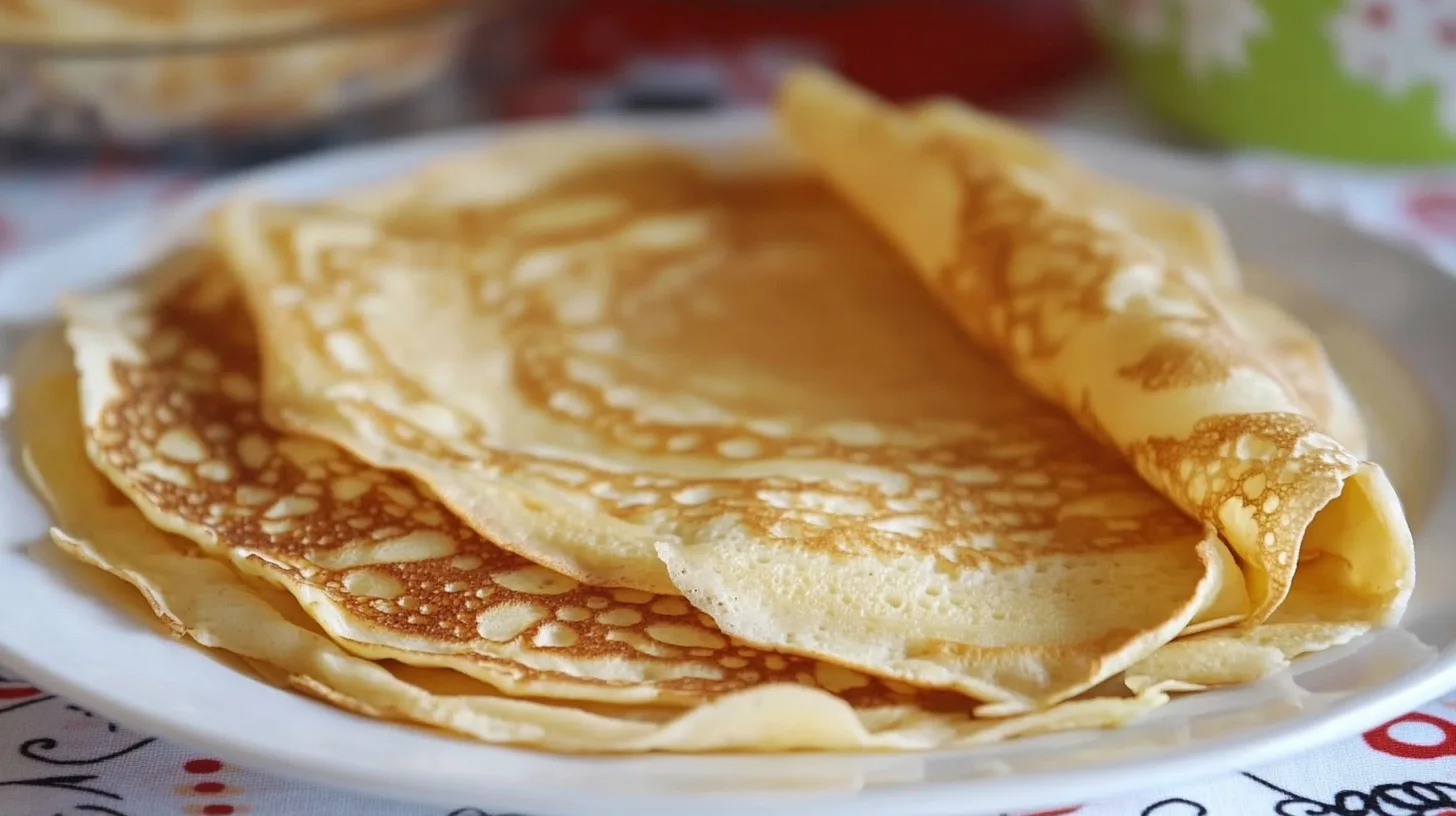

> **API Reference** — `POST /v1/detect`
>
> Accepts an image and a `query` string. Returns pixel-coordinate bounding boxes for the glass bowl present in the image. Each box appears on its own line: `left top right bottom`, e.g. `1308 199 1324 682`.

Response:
0 0 497 161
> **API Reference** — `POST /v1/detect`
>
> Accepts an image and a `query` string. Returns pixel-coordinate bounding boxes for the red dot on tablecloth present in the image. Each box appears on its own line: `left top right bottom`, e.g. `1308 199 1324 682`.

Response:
1364 712 1456 759
201 806 234 815
193 782 225 794
1365 1 1391 28
185 758 223 774
1405 189 1456 236
1440 18 1456 47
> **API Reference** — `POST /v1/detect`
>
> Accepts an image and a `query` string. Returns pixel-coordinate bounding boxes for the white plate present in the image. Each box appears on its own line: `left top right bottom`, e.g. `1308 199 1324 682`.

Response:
1 113 1454 816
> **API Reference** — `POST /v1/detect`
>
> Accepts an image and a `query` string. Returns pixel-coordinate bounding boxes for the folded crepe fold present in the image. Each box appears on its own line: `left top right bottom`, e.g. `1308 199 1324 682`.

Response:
903 101 1368 457
776 68 1413 626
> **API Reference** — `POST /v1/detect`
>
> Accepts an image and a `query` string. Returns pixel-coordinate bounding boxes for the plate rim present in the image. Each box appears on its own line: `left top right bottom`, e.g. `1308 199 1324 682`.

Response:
1 110 1454 816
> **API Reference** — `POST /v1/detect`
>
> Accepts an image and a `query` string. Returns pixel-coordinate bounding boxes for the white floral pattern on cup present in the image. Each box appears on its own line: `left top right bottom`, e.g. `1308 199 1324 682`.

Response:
1329 0 1456 135
1085 0 1270 78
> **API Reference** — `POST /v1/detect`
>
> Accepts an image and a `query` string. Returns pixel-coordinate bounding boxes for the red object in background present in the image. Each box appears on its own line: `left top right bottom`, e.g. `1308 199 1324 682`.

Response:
1406 188 1456 238
532 0 1096 109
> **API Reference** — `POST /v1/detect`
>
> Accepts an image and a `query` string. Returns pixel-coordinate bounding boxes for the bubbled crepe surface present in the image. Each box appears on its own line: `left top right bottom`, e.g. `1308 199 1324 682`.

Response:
209 142 1248 713
26 73 1418 749
31 326 1180 753
777 68 1413 631
64 252 945 710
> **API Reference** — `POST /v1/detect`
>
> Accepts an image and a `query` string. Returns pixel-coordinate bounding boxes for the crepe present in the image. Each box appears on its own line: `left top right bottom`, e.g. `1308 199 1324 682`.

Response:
906 100 1243 292
776 68 1413 628
212 145 1249 713
1218 287 1368 458
63 249 982 710
17 365 1180 752
896 101 1367 456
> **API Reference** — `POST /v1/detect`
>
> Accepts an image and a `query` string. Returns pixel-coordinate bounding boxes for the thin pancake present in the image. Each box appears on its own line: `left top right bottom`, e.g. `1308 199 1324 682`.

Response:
776 68 1412 626
214 152 1239 712
1218 286 1367 457
906 100 1243 291
63 249 955 710
866 99 1381 687
898 103 1366 453
16 368 1178 751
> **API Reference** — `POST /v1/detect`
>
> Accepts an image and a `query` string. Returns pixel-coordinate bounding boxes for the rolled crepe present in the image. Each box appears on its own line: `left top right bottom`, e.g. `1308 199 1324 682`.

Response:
776 68 1413 626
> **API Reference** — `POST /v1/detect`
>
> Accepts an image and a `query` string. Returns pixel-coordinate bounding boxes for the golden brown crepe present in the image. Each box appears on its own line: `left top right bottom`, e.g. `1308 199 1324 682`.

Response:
63 249 970 710
905 100 1243 292
16 66 1418 751
17 364 1180 752
1219 286 1368 457
895 101 1367 456
211 147 1248 714
776 67 1413 629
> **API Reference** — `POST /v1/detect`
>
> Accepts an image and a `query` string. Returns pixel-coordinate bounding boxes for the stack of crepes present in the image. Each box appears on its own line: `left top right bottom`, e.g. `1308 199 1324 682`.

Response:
17 68 1415 753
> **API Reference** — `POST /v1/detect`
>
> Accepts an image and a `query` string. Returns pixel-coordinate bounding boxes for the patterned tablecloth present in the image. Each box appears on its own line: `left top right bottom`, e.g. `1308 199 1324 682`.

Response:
3 79 1456 816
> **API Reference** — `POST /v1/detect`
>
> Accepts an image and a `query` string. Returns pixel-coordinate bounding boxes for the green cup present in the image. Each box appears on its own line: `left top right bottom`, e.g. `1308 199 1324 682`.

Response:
1084 0 1456 163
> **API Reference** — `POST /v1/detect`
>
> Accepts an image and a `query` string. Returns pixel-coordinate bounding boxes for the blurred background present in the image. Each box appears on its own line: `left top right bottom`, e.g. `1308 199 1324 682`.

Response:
0 0 1109 162
6 0 1456 264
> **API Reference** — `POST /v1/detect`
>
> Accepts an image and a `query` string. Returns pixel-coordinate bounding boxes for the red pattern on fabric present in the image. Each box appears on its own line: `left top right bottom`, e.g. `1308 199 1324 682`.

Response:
0 686 40 699
1440 18 1456 47
179 756 239 813
1363 712 1456 760
1365 1 1392 28
1405 188 1456 236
